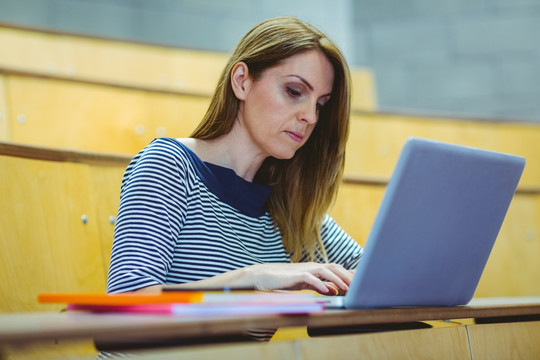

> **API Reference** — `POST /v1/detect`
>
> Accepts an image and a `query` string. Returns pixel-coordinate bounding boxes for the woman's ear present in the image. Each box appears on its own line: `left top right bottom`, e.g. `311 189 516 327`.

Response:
230 62 252 101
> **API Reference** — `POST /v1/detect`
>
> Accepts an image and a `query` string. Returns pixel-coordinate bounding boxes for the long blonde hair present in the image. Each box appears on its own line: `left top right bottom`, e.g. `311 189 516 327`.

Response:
191 16 351 262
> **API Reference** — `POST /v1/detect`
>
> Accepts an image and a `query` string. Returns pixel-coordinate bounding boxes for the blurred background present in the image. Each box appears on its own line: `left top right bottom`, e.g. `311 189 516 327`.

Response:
1 0 539 122
1 0 539 317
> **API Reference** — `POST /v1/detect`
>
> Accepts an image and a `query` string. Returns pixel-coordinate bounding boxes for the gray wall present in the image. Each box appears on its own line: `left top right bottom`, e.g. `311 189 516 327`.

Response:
353 0 540 122
1 0 539 122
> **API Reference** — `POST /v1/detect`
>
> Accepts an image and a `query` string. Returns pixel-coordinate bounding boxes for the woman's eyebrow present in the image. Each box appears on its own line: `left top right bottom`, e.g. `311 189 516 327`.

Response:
287 75 314 91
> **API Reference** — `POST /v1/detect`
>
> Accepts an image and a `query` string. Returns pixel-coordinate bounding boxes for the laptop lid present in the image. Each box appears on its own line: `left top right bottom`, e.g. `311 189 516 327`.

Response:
344 137 525 309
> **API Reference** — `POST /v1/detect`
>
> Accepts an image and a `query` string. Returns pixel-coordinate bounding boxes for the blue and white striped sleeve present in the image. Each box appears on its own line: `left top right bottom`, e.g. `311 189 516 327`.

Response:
106 141 189 293
320 214 363 270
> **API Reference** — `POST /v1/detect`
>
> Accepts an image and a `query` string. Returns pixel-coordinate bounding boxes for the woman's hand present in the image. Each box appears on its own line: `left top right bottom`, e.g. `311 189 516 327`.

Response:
240 262 353 295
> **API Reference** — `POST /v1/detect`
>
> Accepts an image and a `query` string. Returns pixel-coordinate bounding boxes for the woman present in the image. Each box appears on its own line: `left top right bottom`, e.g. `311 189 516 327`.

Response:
107 16 363 297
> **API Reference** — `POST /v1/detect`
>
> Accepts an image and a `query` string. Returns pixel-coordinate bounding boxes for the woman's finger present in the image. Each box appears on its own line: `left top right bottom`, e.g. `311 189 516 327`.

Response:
308 263 352 291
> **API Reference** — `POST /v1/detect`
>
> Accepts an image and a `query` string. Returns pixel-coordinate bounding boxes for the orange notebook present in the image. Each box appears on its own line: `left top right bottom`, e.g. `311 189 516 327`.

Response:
38 292 204 306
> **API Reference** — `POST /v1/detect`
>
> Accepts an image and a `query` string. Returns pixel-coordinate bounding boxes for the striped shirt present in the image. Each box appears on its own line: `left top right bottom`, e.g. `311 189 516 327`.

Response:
106 137 362 293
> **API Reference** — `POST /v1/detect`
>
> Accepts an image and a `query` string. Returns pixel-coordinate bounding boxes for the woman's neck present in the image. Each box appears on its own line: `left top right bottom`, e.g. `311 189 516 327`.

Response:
179 129 266 182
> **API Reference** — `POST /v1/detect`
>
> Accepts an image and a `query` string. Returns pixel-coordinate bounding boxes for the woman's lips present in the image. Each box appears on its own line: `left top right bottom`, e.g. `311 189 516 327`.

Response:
285 131 304 143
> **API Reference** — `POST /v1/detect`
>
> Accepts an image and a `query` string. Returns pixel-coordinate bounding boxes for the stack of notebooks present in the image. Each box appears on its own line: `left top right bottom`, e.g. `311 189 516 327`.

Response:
38 289 325 316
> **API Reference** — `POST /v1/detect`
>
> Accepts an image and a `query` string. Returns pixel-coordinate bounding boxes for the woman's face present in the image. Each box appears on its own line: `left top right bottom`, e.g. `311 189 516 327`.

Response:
235 49 335 160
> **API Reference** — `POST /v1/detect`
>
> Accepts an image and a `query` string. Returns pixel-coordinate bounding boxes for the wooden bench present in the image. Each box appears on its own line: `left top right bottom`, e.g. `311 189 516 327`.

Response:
0 24 376 153
0 141 129 312
1 137 539 315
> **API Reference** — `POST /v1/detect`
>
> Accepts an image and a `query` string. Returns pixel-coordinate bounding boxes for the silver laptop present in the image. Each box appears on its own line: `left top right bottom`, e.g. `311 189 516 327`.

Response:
329 137 525 309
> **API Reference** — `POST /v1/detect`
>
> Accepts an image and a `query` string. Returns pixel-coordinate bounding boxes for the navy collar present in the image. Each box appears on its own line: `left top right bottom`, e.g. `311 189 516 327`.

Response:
170 138 272 217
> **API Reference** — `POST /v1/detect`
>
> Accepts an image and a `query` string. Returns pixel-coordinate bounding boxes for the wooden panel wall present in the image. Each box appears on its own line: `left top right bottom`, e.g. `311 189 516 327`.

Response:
467 321 540 359
0 144 128 313
0 25 376 150
0 25 227 95
0 156 103 312
89 165 127 273
337 113 540 242
0 74 10 141
130 326 472 360
4 75 208 154
344 113 540 186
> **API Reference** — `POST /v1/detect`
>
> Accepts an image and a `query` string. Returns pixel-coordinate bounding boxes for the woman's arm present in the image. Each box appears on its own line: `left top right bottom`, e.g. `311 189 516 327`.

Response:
133 262 353 295
319 214 363 269
107 140 189 293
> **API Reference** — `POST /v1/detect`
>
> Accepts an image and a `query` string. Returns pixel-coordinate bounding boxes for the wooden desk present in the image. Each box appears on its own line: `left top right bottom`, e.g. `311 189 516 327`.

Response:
1 297 540 344
306 296 540 331
0 311 310 345
1 297 539 358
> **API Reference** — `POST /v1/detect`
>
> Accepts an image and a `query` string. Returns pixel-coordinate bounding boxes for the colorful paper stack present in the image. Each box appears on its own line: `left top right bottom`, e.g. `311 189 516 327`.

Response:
37 291 325 316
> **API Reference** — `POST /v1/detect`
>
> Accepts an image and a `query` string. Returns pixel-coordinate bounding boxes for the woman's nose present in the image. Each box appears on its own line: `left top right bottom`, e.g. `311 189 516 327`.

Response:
299 101 318 125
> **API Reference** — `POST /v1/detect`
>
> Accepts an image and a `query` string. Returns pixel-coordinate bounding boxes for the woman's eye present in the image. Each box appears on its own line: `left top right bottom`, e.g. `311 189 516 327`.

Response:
286 87 301 97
